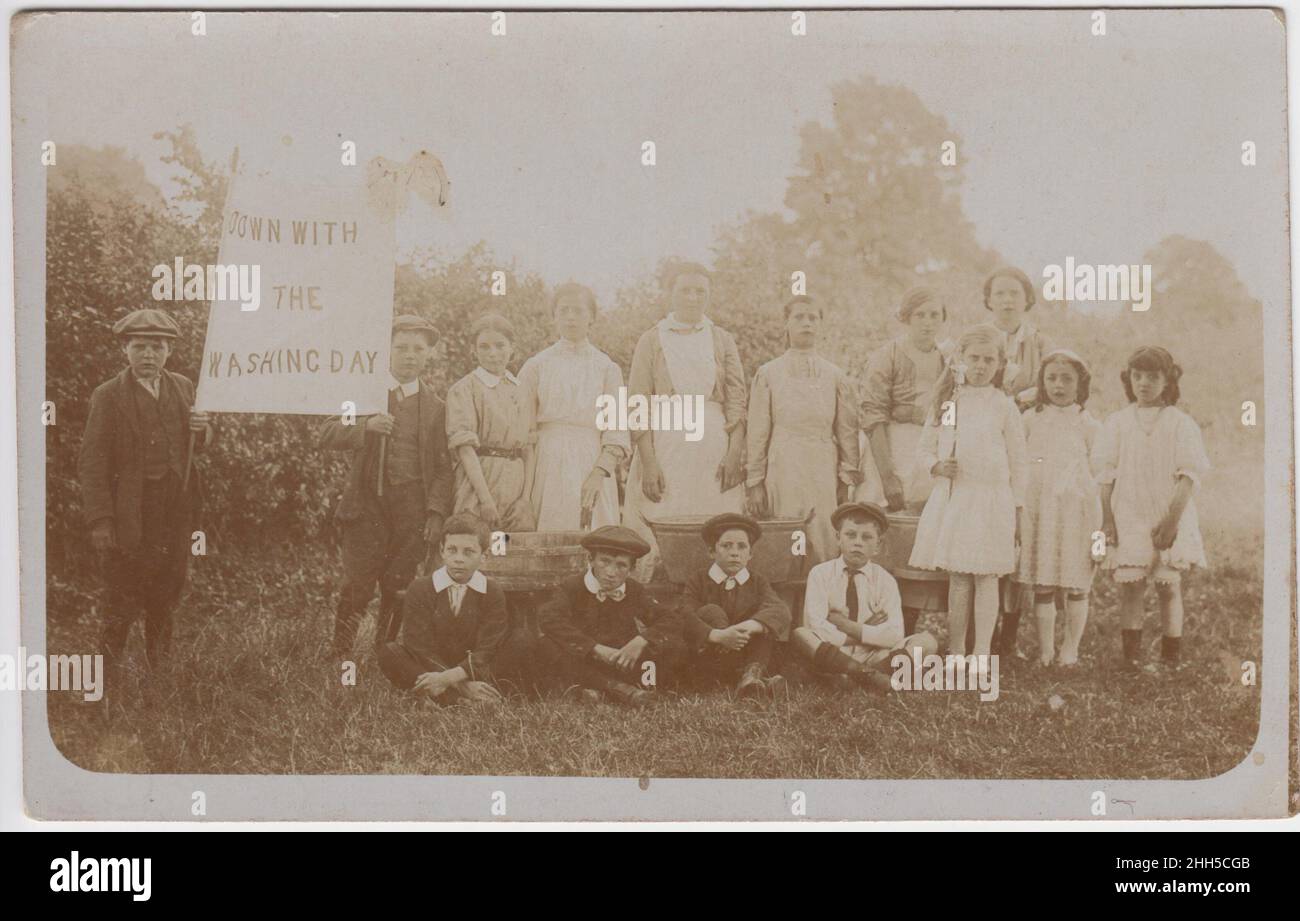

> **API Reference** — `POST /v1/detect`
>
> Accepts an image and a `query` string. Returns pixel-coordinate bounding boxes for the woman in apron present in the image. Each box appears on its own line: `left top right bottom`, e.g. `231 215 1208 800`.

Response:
624 262 747 578
745 294 860 565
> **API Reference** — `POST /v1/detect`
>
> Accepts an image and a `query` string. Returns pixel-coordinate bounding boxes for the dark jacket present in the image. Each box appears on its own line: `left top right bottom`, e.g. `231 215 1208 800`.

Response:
680 567 792 650
537 574 683 658
317 384 453 522
399 573 509 682
78 368 208 552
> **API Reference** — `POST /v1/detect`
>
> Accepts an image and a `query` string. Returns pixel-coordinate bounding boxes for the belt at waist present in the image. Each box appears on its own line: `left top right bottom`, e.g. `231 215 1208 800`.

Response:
478 445 524 460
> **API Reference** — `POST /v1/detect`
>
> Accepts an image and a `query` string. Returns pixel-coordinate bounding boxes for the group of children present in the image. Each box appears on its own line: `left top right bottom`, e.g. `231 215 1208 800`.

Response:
80 278 1211 699
364 283 1212 706
383 324 1210 707
383 503 938 706
908 324 1209 672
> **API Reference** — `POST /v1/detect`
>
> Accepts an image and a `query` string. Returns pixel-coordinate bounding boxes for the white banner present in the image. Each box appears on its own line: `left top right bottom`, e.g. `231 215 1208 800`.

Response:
194 170 396 415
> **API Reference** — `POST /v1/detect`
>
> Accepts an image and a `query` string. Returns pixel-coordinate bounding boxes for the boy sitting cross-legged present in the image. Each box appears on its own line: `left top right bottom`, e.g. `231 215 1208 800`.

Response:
536 526 686 707
681 513 791 699
793 502 938 694
378 513 520 704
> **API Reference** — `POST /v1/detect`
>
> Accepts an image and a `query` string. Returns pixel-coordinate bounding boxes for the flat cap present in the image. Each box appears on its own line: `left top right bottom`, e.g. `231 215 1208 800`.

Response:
830 501 890 534
701 512 763 547
112 308 180 339
391 314 438 340
580 525 651 560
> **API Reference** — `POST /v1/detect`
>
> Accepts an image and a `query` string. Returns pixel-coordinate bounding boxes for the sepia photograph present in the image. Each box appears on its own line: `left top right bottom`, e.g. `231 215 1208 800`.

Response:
7 7 1293 822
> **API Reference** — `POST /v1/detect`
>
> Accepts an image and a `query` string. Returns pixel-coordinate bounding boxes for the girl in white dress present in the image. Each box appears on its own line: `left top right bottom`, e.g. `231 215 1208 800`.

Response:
910 325 1028 656
1016 349 1102 666
519 283 629 531
1093 347 1209 670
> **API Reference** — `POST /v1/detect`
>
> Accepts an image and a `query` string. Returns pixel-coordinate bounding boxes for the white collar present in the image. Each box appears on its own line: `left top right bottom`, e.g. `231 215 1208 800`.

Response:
708 563 750 586
473 366 518 388
554 338 591 355
388 375 421 398
431 566 487 594
584 568 625 597
836 556 873 577
662 313 710 334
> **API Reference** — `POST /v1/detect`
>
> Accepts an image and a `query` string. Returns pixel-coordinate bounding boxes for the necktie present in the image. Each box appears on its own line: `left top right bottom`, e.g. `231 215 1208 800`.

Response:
448 584 465 615
724 577 737 591
845 568 863 621
596 585 626 603
389 387 404 413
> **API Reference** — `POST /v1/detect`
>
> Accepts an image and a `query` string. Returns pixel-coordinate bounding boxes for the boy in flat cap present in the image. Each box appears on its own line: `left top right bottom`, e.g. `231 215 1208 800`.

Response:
793 502 938 693
319 314 453 657
78 308 213 671
680 513 790 698
536 525 685 706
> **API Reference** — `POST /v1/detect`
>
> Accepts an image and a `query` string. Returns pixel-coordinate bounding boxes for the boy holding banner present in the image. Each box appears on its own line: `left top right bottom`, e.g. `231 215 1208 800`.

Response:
319 315 453 657
78 308 213 673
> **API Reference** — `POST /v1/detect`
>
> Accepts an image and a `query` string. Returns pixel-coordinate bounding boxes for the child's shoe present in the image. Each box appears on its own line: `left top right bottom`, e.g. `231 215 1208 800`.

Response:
1160 635 1183 671
851 669 895 695
559 684 603 704
736 662 768 699
604 680 656 708
764 674 790 699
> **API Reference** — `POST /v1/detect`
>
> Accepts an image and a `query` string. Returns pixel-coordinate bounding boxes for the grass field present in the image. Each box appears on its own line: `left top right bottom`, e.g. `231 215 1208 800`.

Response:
42 543 1282 793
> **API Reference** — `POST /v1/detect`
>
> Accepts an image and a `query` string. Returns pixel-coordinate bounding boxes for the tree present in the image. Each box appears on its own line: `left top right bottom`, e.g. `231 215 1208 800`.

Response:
605 74 999 380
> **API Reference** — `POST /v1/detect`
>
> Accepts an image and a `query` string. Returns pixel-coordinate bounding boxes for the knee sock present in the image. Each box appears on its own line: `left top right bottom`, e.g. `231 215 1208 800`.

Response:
813 642 862 675
1122 628 1143 662
1119 583 1146 630
999 610 1022 656
971 576 999 656
1034 597 1057 665
1059 596 1089 664
1161 635 1182 664
1158 584 1185 639
948 575 973 656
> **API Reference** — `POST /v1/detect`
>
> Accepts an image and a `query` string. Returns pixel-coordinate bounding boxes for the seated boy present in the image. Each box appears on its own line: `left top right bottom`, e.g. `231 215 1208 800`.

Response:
793 502 938 694
536 525 685 707
377 513 517 704
681 513 791 698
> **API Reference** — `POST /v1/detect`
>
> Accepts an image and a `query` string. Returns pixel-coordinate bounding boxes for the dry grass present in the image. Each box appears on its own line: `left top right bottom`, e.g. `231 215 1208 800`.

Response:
44 544 1268 784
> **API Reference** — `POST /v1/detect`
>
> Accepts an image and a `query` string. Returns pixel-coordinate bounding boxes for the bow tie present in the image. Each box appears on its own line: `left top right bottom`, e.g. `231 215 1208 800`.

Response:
596 586 626 603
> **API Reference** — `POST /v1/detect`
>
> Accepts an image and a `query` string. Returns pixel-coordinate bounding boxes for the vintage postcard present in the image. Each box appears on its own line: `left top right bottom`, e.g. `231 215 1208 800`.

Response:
9 8 1293 821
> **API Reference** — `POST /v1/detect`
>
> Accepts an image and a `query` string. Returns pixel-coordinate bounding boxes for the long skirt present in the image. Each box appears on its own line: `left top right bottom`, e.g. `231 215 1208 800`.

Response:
530 422 620 531
855 422 929 511
625 400 742 578
762 427 839 566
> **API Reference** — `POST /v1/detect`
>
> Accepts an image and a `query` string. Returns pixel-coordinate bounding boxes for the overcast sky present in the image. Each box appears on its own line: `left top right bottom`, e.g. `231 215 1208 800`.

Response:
13 9 1289 308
